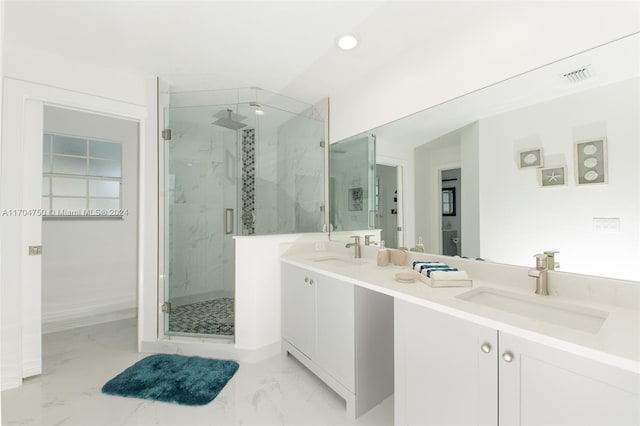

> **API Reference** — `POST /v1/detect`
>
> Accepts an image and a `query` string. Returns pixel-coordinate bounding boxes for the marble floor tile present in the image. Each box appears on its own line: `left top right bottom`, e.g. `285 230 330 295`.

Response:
1 319 393 425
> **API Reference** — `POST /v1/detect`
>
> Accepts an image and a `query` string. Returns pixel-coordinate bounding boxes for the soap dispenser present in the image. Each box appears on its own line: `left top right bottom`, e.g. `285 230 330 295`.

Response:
377 240 390 267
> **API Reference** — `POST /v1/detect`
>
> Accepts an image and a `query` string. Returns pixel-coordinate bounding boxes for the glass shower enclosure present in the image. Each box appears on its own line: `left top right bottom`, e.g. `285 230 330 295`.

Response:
160 87 325 340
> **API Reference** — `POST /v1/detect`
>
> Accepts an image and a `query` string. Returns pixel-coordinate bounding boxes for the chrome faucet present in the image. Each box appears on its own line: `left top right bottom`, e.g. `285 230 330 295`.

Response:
345 236 362 258
364 234 376 246
528 253 549 296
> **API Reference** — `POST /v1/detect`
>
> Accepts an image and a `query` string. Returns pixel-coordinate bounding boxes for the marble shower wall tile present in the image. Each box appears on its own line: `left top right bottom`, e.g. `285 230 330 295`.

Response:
330 136 370 231
276 114 325 233
168 122 235 302
165 110 324 302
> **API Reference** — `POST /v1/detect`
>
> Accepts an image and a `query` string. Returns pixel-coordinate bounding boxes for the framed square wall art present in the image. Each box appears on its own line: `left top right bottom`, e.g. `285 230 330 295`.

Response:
575 137 607 185
518 147 544 168
539 166 567 187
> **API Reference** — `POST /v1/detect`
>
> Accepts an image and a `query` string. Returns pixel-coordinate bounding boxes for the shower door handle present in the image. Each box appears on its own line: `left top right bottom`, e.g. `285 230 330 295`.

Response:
224 208 234 235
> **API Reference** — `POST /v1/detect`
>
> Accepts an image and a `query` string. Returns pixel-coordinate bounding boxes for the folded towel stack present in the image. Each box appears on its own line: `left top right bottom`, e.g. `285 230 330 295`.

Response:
412 261 447 272
412 260 472 286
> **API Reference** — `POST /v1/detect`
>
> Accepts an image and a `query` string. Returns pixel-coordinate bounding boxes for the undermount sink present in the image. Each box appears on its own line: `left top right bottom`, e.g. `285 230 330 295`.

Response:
310 255 368 265
456 287 609 334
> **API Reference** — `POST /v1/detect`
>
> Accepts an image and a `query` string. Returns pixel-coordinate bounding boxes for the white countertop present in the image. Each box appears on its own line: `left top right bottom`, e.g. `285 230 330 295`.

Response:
281 244 640 374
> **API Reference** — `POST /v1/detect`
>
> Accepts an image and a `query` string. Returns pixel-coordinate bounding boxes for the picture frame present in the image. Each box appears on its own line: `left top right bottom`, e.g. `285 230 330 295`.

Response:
442 187 456 216
575 137 607 185
518 147 544 168
348 187 363 211
538 165 567 187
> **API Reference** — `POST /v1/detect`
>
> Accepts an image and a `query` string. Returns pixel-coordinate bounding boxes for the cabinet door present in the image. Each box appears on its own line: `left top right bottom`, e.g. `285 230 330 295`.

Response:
499 332 639 425
281 263 316 359
315 274 355 392
395 299 498 426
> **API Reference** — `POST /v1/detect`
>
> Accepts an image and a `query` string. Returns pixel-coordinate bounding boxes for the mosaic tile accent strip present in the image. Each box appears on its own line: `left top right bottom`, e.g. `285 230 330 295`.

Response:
242 129 256 234
168 298 234 336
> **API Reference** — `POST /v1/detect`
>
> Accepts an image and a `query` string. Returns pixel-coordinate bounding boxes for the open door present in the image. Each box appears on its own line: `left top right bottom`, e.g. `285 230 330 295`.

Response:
21 100 44 378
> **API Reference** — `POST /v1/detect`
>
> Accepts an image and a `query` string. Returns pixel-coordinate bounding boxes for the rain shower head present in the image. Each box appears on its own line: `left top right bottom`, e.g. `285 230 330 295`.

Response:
212 109 248 130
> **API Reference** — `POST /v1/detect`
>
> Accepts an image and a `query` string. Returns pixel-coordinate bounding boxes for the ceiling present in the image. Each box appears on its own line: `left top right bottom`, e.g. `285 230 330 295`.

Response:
4 1 494 105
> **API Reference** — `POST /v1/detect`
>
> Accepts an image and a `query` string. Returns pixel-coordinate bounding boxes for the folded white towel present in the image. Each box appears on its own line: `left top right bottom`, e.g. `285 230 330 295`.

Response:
429 270 470 280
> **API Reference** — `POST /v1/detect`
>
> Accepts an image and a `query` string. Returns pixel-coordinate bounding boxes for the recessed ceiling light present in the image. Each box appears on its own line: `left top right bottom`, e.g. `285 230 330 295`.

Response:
255 109 265 116
338 34 358 50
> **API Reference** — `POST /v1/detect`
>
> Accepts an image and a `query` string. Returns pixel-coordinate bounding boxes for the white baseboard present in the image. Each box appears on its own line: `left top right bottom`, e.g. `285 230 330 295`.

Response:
1 369 22 391
43 306 136 334
22 360 41 378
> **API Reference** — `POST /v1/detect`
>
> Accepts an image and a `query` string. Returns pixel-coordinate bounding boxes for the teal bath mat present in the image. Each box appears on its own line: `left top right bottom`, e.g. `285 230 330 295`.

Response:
102 354 239 406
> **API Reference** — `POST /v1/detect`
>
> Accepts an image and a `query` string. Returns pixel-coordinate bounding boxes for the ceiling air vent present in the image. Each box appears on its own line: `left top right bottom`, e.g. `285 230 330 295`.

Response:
561 65 592 83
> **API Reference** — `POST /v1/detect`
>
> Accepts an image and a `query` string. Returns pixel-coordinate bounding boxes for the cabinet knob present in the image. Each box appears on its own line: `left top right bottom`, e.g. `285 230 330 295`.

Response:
480 343 492 353
309 278 314 285
502 351 514 363
304 277 309 283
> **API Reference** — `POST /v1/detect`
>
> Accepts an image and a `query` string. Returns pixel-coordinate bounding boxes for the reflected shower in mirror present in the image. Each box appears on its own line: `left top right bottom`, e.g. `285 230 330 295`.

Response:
332 33 640 281
329 133 376 237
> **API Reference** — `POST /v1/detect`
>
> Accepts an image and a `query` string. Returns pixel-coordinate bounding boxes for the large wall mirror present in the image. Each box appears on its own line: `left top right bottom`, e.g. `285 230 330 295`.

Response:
331 33 639 282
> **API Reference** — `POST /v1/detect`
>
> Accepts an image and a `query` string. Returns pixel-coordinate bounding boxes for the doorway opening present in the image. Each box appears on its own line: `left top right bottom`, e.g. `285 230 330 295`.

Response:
440 168 461 256
375 164 400 248
41 106 139 355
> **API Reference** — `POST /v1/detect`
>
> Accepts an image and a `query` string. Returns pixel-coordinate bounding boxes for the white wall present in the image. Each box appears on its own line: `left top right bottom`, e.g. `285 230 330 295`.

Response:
460 122 480 258
479 78 639 280
3 45 146 106
41 106 138 331
0 0 5 407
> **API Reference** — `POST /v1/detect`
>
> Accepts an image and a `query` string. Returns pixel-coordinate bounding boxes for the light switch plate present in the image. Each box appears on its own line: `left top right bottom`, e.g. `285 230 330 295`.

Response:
593 217 620 233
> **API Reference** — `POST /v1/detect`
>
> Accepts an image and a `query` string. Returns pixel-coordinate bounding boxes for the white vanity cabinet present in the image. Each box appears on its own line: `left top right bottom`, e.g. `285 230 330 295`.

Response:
394 298 498 425
281 262 394 419
395 299 640 426
281 262 318 360
499 331 639 425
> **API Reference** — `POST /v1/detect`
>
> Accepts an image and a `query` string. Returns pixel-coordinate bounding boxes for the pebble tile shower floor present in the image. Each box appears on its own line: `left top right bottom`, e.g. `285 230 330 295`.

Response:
167 297 234 335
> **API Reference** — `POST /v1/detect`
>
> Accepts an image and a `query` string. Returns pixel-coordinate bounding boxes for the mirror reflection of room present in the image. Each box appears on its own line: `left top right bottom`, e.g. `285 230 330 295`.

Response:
375 164 399 248
329 133 376 233
330 33 639 281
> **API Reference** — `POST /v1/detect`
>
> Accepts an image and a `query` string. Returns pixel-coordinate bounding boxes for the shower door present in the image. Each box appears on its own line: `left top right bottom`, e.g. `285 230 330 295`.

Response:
162 104 239 339
159 86 326 340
